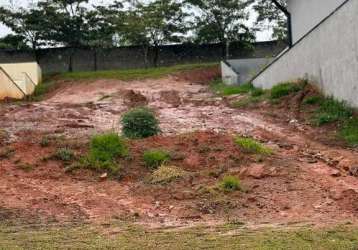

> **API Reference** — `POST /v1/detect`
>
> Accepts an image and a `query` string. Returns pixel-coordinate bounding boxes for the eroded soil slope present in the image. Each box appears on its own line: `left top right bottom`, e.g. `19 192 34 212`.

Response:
1 68 358 229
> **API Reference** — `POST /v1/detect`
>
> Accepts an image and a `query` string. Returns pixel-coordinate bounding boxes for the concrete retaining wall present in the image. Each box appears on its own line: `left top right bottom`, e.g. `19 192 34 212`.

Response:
252 0 358 107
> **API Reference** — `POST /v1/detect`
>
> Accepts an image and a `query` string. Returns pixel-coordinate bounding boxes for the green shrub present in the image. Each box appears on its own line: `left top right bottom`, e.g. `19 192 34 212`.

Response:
313 98 353 126
234 136 272 155
121 107 160 139
340 118 358 147
220 175 241 192
84 133 128 174
143 149 170 169
54 148 75 162
270 82 301 99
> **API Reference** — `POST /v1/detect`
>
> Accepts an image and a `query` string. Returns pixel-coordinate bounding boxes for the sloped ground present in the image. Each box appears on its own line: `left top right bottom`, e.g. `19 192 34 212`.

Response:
1 67 358 247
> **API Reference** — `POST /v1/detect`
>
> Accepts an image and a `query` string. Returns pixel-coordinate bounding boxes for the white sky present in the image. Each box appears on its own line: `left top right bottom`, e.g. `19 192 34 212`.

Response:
0 0 272 41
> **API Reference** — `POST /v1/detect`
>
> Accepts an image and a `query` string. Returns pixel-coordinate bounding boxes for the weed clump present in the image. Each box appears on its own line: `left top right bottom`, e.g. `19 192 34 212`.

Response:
270 82 301 99
83 133 127 174
54 148 75 162
143 149 170 169
303 96 323 105
250 88 265 97
149 165 185 184
313 98 353 126
340 118 358 146
234 136 272 155
220 175 241 192
211 81 254 96
121 107 160 139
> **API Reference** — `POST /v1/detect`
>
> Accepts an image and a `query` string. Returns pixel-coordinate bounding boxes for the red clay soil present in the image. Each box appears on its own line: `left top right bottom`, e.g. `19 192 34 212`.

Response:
1 68 358 229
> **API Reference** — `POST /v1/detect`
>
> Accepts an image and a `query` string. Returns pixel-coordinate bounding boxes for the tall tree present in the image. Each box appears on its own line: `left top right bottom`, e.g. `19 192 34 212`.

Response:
185 0 255 59
0 34 30 50
0 6 48 56
110 0 188 67
253 0 287 41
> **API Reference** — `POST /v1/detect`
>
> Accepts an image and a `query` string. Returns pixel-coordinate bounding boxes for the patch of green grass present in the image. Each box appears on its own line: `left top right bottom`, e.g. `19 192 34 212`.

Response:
211 81 255 96
0 222 358 249
121 107 160 139
220 175 241 192
143 149 170 169
250 88 265 97
82 133 128 175
28 80 57 101
56 63 218 81
270 82 302 99
303 95 323 105
340 118 358 146
312 97 353 126
234 136 273 155
149 165 185 184
232 96 262 108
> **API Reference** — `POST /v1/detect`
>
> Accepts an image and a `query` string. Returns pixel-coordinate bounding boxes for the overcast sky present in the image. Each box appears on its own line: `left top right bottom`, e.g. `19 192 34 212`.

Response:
0 0 272 41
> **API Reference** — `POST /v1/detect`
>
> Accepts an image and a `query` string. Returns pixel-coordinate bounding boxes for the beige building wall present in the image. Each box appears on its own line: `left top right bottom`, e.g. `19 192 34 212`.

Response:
0 68 25 100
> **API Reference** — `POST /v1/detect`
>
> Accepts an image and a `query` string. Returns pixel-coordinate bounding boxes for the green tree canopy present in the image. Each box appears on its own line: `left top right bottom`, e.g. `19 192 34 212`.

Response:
185 0 255 58
253 0 287 41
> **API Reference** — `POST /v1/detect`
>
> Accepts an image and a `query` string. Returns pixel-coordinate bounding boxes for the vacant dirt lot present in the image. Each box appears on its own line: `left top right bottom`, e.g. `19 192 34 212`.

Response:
1 67 358 231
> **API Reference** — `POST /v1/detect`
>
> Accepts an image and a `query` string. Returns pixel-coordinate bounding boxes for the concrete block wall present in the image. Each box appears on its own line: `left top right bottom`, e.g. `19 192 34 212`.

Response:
252 0 358 107
0 41 285 74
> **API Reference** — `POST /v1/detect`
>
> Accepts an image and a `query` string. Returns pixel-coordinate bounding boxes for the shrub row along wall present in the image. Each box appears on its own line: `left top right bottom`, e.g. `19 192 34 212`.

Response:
252 0 358 108
0 41 285 74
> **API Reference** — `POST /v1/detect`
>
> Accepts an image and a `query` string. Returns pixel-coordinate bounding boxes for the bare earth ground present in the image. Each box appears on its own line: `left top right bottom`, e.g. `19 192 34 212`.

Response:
1 68 358 233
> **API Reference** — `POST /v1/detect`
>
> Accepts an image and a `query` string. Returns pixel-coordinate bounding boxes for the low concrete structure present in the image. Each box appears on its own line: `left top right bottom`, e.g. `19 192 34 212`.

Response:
252 0 358 107
0 68 25 99
0 62 41 99
221 58 273 85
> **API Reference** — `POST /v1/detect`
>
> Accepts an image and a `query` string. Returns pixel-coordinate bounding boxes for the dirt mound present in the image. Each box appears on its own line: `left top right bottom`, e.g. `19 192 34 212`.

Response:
122 89 148 108
159 90 182 107
174 66 220 84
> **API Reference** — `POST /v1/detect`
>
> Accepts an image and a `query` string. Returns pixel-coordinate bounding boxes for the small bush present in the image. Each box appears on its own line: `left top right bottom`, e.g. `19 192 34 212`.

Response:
143 149 170 169
220 175 241 192
150 165 185 184
340 118 358 147
270 82 301 99
78 133 128 175
234 136 272 155
89 133 127 162
54 148 75 162
313 98 353 126
121 107 160 139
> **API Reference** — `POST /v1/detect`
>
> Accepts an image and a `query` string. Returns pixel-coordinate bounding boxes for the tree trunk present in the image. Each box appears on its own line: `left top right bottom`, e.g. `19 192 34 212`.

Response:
153 45 159 68
68 48 74 72
142 45 149 68
93 49 97 71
